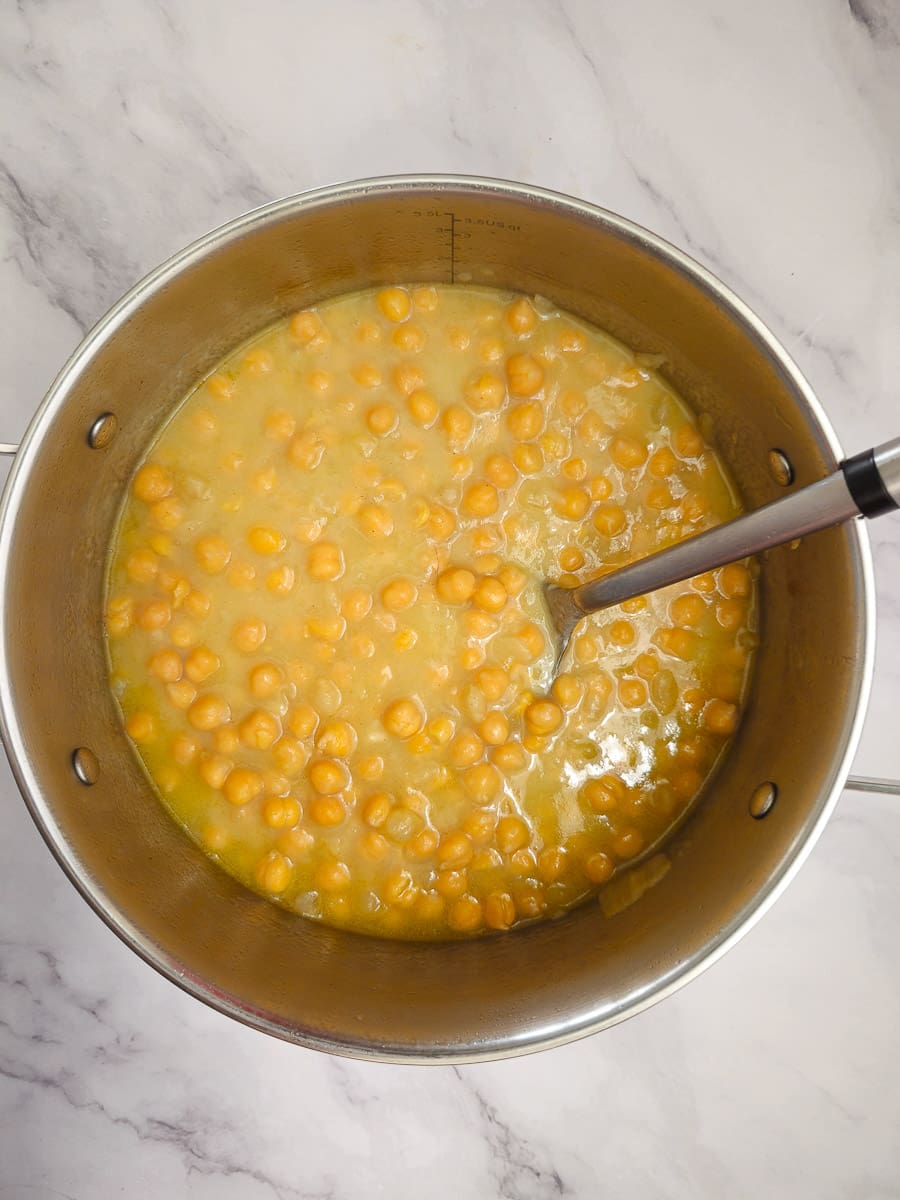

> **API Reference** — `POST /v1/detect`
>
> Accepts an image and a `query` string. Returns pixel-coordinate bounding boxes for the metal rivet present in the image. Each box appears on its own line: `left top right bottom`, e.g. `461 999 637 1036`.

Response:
749 781 777 819
72 747 100 785
768 449 794 487
88 412 118 449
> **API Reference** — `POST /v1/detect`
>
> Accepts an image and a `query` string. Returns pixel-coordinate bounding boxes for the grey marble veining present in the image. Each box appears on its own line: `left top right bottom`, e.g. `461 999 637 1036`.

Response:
2 1 899 1196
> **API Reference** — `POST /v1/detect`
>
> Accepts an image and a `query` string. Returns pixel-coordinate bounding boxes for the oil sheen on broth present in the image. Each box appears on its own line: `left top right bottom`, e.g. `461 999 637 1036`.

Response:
105 285 757 939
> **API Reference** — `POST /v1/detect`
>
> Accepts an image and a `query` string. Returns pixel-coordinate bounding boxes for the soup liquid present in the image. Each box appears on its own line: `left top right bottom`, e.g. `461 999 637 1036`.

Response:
105 285 756 939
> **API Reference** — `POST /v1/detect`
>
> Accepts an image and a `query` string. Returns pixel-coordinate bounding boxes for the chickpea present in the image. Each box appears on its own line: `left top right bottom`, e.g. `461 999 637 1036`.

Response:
265 564 295 596
412 286 438 311
440 405 473 445
496 815 529 854
491 740 527 773
376 287 411 322
273 736 308 775
194 535 231 574
485 455 517 489
286 704 318 739
436 567 476 604
524 700 563 735
477 711 509 746
407 389 438 426
704 698 739 736
223 767 264 807
309 759 350 796
362 792 393 828
166 680 196 710
199 753 232 790
132 463 173 504
315 720 357 757
392 363 424 396
172 734 199 766
512 444 543 475
584 852 615 884
394 324 425 353
448 895 483 933
248 526 286 556
357 503 394 538
607 619 635 647
290 310 323 344
515 622 546 661
262 796 301 829
248 662 283 698
232 617 267 654
673 425 705 458
381 578 417 611
288 431 325 470
611 436 647 470
382 698 425 739
551 673 583 709
592 505 627 538
671 593 705 627
366 403 398 436
462 481 498 517
464 372 506 412
554 486 591 520
437 831 474 869
187 694 230 731
184 645 220 684
148 648 182 683
239 709 281 750
506 354 544 397
614 830 645 860
619 678 647 708
472 576 507 613
125 711 156 743
719 562 752 598
498 564 527 596
256 852 292 894
463 762 501 803
306 540 344 584
505 297 537 335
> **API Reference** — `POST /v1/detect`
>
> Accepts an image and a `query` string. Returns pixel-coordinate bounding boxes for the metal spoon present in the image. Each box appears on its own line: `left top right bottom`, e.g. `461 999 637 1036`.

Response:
543 436 900 673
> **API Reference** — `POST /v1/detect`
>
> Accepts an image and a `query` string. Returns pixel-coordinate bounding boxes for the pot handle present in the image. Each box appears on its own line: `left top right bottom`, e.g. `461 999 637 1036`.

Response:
0 444 18 455
846 775 900 796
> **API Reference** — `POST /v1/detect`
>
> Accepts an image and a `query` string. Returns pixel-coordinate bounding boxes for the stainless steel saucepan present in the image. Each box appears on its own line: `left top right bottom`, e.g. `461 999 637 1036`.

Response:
0 176 892 1062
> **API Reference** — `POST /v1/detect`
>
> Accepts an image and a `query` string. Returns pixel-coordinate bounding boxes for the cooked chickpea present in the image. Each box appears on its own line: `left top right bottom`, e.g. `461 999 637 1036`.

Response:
381 578 417 611
472 576 507 613
249 662 283 697
506 354 544 397
239 709 281 750
248 526 286 555
290 310 324 344
496 815 529 854
187 694 230 731
132 463 173 504
477 711 509 746
524 700 563 735
262 796 301 828
513 444 544 474
304 541 343 582
366 403 398 436
436 566 476 604
584 852 615 883
184 645 220 684
376 287 411 323
382 698 424 739
256 852 292 894
309 759 350 796
126 710 156 743
194 535 231 574
405 388 438 426
357 503 394 538
315 720 357 757
462 481 498 516
231 618 267 653
671 593 705 627
554 486 591 520
463 762 501 803
223 767 264 807
485 455 517 489
464 372 506 412
148 648 182 683
551 673 583 709
704 698 739 736
592 505 627 537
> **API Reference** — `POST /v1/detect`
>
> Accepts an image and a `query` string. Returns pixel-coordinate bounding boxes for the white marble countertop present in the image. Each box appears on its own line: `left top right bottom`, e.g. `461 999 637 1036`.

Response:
2 2 899 1195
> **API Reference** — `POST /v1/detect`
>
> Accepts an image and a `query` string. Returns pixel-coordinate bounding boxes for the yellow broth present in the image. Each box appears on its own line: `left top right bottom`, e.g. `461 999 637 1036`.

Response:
105 285 756 938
